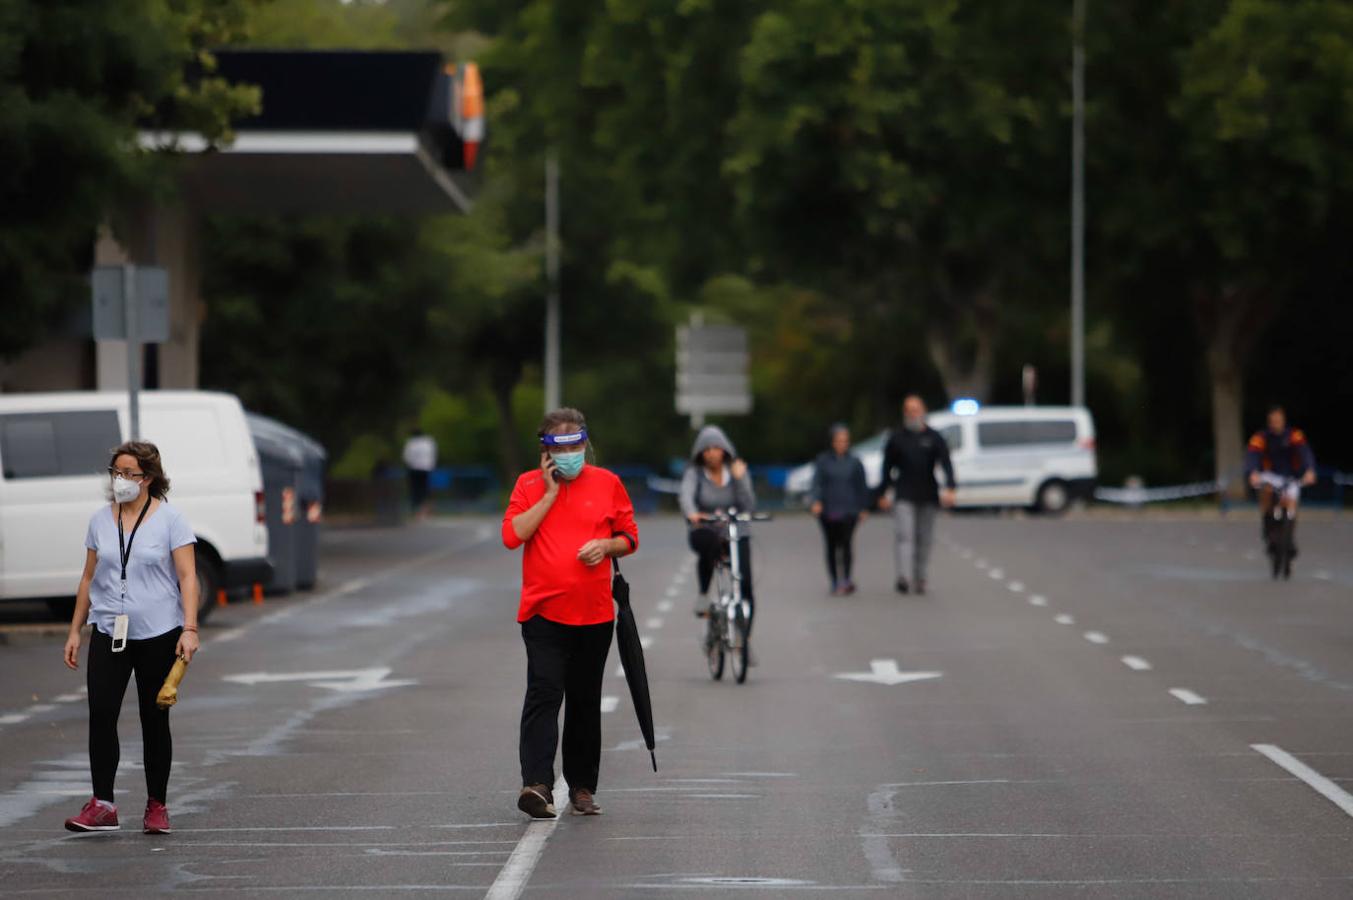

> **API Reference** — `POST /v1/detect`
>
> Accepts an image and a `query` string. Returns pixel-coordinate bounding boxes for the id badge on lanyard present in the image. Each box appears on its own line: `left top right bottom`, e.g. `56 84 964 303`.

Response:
114 499 151 654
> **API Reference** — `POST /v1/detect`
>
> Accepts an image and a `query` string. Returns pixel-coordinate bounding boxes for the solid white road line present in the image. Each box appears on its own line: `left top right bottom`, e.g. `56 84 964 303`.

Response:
1169 688 1208 706
600 696 619 714
1028 595 1048 607
1121 656 1153 671
484 775 568 900
1251 744 1353 819
1083 632 1109 645
1054 614 1075 626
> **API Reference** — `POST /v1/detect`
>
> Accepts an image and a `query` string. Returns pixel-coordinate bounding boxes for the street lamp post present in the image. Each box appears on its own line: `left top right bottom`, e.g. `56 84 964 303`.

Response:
1071 0 1086 409
544 151 561 414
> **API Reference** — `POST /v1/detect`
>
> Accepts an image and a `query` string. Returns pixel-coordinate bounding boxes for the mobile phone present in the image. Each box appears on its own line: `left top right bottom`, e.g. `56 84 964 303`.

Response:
543 454 558 484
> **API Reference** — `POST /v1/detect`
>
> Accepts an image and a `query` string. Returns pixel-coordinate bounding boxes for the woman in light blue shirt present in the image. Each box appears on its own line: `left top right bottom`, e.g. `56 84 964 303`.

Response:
61 441 200 834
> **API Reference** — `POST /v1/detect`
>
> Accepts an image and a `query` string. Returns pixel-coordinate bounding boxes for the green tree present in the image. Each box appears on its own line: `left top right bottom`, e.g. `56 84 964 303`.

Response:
0 0 260 358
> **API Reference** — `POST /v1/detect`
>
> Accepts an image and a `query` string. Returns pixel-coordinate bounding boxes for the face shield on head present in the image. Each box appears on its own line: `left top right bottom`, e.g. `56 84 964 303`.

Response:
540 429 588 478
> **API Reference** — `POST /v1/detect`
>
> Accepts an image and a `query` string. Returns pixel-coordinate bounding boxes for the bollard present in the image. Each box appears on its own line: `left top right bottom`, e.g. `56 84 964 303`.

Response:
216 588 228 607
252 583 264 605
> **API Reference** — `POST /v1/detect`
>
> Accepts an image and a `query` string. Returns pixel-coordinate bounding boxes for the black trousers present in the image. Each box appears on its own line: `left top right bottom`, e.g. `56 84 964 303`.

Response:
689 526 755 636
818 515 859 584
87 626 180 804
519 616 613 793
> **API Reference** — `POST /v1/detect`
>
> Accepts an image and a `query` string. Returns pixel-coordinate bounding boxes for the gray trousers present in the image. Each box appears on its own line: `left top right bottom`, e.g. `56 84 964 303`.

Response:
893 500 938 585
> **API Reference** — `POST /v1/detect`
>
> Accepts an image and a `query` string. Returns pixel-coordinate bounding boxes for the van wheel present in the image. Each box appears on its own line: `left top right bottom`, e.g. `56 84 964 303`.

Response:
46 598 76 621
196 557 220 625
1036 480 1071 516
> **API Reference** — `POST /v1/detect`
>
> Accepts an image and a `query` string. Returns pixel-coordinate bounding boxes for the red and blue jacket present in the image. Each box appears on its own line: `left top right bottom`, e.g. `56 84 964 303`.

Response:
1245 427 1315 479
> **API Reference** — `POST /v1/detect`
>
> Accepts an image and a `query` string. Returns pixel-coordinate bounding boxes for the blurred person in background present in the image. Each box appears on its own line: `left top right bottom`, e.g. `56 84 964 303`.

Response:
879 395 956 596
402 427 438 520
1245 405 1316 557
810 424 871 596
680 425 756 621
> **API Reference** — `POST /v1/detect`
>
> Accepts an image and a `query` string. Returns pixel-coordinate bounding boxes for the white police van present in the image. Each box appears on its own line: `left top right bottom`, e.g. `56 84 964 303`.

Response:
0 391 272 619
787 404 1097 514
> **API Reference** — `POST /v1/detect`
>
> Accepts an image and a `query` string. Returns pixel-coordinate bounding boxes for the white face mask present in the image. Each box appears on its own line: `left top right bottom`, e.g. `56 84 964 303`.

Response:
112 477 141 503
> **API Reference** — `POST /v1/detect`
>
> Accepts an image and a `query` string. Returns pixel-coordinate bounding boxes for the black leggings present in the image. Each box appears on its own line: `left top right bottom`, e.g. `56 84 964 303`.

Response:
818 515 859 584
689 526 755 635
519 616 613 792
87 626 180 804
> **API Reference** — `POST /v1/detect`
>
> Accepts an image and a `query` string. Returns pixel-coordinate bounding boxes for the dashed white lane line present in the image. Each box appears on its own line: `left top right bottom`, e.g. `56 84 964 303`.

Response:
1252 744 1353 819
664 586 680 598
645 617 664 630
1007 581 1025 593
988 569 1005 580
1169 688 1208 706
639 636 654 650
975 559 989 570
656 600 674 613
25 705 55 714
1121 656 1153 671
615 664 626 678
1028 595 1048 607
1054 614 1076 626
600 696 619 714
484 774 568 900
0 714 27 726
54 694 83 703
1083 632 1109 645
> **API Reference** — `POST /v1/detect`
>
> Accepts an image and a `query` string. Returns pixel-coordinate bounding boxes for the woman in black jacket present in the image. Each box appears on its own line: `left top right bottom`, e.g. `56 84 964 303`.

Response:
809 424 870 595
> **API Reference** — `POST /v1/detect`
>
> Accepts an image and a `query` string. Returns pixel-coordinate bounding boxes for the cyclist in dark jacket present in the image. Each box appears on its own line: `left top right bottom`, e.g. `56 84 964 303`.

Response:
810 424 870 595
1244 405 1316 558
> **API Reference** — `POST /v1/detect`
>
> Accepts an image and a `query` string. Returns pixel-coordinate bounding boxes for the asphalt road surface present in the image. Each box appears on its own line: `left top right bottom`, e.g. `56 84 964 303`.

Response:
2 510 1352 898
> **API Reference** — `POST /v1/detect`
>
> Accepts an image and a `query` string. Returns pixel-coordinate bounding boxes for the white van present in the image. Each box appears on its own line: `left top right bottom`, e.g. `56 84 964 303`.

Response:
786 405 1097 514
0 391 272 619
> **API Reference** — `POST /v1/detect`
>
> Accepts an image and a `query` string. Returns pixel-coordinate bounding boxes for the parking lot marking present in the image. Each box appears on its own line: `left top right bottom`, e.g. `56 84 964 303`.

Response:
1252 744 1353 819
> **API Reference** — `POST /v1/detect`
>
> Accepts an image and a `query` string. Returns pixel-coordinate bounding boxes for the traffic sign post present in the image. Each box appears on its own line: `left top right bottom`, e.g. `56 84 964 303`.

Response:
92 264 170 441
675 318 751 428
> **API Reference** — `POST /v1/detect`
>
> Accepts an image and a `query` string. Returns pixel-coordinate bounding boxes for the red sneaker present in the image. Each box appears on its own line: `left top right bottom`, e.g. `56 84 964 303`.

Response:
143 799 171 834
65 798 120 832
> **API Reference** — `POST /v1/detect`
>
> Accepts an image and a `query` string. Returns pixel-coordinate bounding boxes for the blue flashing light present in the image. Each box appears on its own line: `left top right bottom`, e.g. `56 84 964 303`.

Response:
951 398 980 416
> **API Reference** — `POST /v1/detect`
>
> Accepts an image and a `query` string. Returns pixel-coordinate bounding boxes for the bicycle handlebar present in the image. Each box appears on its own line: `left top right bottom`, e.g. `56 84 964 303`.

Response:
696 510 773 523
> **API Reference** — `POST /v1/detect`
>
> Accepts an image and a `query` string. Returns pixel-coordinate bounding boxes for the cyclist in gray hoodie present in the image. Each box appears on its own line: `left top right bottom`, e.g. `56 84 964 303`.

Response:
679 425 756 620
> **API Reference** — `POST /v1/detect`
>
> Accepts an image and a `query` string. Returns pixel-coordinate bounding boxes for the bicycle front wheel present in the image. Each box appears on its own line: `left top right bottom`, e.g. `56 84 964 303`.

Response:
731 606 750 684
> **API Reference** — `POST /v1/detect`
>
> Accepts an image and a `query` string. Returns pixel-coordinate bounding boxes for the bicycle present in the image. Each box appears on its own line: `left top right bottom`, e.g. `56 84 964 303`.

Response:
699 509 770 684
1254 473 1301 580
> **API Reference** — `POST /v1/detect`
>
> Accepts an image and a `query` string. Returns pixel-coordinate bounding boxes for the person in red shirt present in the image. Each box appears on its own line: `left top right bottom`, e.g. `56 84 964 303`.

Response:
502 408 638 819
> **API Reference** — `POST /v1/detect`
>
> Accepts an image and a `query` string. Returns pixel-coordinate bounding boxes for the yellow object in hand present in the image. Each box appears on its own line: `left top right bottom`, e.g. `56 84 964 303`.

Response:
156 656 189 709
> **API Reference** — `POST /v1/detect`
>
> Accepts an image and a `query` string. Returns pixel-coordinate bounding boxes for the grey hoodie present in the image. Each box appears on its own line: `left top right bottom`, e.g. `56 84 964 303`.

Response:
679 425 756 517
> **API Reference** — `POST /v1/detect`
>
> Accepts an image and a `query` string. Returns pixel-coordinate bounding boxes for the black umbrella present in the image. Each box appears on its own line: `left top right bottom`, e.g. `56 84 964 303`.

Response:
612 559 657 772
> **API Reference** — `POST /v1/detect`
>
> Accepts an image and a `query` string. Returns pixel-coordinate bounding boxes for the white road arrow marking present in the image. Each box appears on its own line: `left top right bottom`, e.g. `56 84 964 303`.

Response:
222 668 417 693
834 659 943 686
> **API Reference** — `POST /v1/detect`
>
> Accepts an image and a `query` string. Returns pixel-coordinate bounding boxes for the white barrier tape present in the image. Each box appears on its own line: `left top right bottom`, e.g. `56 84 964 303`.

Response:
1094 481 1220 504
646 476 683 495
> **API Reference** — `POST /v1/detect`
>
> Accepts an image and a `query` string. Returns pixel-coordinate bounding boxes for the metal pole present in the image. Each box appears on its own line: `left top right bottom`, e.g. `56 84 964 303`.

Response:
544 151 561 413
1070 0 1086 408
123 264 142 440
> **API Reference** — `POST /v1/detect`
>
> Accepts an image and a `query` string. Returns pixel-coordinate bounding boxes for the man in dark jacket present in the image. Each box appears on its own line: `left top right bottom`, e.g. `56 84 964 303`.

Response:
878 395 956 595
